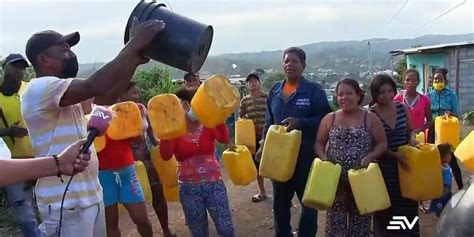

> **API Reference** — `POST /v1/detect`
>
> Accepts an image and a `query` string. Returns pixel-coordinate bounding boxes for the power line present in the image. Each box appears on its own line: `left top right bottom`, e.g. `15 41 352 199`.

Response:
382 0 409 34
373 0 467 44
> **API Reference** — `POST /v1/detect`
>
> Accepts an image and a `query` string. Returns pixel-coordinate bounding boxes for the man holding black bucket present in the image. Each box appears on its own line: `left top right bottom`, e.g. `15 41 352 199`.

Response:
21 18 165 236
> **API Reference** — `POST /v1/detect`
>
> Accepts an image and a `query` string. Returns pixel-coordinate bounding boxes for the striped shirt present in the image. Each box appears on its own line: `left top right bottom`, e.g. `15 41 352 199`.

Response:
20 76 102 212
239 93 267 139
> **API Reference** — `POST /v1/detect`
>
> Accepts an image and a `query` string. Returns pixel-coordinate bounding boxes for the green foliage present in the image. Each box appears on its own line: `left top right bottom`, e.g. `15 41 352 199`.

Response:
262 72 285 91
462 111 474 125
252 68 265 76
394 57 407 88
0 58 36 83
133 65 179 104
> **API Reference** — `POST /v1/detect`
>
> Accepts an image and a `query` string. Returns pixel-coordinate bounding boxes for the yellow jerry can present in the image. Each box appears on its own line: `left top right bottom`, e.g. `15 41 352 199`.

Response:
163 185 180 203
191 75 240 128
348 163 391 215
398 144 443 201
415 131 425 144
435 116 461 148
222 145 257 185
93 135 106 153
454 131 474 172
150 146 178 188
235 119 256 154
107 102 143 140
259 125 302 182
302 158 341 210
148 94 187 140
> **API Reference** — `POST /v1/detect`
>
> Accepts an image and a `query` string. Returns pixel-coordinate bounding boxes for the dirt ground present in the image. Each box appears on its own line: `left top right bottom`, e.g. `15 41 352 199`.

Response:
120 170 443 237
120 126 473 237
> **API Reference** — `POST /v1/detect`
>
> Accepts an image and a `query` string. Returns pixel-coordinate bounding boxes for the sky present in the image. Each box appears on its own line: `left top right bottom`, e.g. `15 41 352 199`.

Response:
0 0 473 63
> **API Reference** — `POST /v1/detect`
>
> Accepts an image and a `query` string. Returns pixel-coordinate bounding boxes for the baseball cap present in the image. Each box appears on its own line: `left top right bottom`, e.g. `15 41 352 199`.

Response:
25 30 80 65
2 54 29 68
245 73 260 82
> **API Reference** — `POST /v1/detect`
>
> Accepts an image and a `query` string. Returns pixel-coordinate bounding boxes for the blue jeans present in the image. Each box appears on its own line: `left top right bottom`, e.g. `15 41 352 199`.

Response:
5 182 41 237
272 161 318 237
179 180 235 237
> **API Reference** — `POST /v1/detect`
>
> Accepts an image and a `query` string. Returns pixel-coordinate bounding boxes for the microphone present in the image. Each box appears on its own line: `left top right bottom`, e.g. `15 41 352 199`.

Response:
81 106 113 154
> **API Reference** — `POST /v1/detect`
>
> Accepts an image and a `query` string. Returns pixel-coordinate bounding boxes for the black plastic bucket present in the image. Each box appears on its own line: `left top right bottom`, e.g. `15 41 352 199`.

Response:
124 1 213 73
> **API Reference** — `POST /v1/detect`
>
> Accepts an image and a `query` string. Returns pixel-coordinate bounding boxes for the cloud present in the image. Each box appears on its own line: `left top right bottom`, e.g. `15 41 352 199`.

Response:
1 0 472 62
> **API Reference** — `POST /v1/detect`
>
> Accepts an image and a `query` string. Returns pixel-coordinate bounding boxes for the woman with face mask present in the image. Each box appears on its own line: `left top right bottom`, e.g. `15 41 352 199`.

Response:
159 87 235 237
427 68 464 190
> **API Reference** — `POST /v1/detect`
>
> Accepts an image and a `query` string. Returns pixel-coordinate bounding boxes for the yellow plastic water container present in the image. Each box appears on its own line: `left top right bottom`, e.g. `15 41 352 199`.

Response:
148 94 187 140
398 144 443 201
235 119 256 154
302 158 341 210
93 135 106 153
150 146 178 188
454 131 474 172
259 125 302 182
415 131 425 143
135 161 152 203
191 75 240 128
107 102 143 140
163 185 179 203
435 116 461 148
348 163 391 215
222 145 257 185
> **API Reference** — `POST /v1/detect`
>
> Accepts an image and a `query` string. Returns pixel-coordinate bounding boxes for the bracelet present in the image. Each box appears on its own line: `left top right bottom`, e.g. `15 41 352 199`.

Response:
52 155 64 183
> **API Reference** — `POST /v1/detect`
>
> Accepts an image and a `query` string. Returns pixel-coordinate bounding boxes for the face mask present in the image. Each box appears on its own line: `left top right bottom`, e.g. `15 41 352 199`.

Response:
187 108 198 122
1 80 21 96
59 56 79 78
433 82 445 91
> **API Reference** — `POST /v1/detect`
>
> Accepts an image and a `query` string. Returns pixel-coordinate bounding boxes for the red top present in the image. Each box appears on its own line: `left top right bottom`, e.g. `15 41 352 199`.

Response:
393 91 431 130
159 123 229 183
98 135 135 170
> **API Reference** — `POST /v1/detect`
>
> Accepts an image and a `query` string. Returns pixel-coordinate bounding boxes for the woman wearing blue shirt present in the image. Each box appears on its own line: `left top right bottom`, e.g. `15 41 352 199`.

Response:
428 68 463 190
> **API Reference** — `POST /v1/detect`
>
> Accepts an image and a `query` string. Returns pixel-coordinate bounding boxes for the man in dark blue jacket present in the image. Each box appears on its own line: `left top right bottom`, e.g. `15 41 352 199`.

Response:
256 47 332 237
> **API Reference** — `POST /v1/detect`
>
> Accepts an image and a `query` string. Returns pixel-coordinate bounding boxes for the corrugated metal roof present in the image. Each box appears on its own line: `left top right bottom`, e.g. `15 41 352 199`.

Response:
389 41 474 55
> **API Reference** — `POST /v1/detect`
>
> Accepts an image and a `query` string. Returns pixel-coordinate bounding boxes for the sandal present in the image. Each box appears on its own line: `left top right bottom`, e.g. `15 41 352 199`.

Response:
251 194 267 203
419 206 429 213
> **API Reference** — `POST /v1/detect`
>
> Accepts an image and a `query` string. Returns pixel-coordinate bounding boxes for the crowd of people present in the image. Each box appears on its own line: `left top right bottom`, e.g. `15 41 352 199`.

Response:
0 17 466 237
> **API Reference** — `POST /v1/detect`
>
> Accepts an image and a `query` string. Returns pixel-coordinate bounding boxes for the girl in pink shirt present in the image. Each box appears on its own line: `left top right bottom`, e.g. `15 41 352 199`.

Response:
394 69 433 140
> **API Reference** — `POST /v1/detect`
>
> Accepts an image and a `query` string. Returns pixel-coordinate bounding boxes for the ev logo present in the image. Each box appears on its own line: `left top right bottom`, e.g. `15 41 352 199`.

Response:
92 110 110 120
386 216 419 230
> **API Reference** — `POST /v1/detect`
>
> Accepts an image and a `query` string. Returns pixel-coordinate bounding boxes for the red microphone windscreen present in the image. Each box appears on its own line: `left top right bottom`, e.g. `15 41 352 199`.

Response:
87 105 114 136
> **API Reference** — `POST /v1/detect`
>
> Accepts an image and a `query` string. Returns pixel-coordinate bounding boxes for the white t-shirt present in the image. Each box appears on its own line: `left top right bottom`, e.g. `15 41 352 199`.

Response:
20 76 102 212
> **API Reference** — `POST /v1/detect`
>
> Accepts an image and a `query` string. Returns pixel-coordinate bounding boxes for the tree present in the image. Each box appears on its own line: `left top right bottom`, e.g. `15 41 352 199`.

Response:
252 68 265 76
394 56 407 87
133 65 178 104
262 72 285 91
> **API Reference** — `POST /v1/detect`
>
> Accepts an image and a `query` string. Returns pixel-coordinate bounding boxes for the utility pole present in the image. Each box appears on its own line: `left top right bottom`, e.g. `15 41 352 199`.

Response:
368 41 373 72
